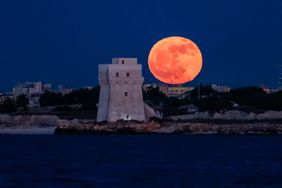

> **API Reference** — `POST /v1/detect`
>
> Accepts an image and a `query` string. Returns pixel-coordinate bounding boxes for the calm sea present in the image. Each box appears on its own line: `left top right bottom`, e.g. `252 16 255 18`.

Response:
0 135 282 187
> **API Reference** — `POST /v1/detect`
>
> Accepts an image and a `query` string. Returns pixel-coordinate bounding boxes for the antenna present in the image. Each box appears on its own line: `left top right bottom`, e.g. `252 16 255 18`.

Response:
198 79 202 100
279 64 282 89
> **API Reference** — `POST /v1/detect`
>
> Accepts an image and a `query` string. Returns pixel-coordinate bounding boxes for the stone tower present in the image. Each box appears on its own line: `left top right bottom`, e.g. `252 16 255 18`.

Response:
97 58 145 122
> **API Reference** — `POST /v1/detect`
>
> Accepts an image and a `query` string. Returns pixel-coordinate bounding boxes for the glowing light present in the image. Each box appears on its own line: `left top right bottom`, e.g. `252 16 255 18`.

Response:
148 36 203 84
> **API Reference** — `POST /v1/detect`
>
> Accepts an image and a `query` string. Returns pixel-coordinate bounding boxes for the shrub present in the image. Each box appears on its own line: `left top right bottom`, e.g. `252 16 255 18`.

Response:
0 98 16 113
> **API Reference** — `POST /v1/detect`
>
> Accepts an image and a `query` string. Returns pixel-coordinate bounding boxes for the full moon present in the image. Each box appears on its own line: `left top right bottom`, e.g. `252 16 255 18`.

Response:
148 36 203 84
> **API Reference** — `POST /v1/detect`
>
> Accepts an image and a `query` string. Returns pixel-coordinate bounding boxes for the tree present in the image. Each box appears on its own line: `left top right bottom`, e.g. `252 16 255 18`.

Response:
0 98 16 113
194 96 232 112
188 84 218 100
16 94 29 108
143 86 167 106
229 87 266 108
39 86 100 109
39 91 64 107
162 97 186 116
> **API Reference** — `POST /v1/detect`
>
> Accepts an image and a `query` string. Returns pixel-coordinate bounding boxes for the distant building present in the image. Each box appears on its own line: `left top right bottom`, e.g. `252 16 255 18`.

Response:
58 85 73 95
13 82 52 107
143 83 193 98
211 84 231 93
83 86 94 90
143 83 159 91
13 82 52 97
165 86 194 98
263 88 271 94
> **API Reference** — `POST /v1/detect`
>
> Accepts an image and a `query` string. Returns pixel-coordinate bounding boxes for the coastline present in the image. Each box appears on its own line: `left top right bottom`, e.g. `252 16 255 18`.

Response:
54 119 282 135
1 112 282 135
0 127 55 135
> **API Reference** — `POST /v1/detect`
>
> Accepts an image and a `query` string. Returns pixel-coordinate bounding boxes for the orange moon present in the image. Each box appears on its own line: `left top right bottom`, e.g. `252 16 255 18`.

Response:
148 36 203 84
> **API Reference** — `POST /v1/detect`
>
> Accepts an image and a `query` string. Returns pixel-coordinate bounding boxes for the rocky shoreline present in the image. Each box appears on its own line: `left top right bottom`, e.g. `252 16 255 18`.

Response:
0 115 58 134
1 111 282 135
54 110 282 135
54 119 282 135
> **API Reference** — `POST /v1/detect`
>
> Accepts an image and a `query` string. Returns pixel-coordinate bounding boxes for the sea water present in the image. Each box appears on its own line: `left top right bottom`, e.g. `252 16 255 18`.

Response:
0 135 282 187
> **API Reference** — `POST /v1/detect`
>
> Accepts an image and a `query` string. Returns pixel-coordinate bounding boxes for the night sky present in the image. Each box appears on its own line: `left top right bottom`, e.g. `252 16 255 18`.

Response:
0 0 281 91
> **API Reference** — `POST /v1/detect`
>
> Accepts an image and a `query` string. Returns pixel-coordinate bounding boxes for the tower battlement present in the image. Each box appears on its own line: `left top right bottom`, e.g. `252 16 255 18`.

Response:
112 58 137 65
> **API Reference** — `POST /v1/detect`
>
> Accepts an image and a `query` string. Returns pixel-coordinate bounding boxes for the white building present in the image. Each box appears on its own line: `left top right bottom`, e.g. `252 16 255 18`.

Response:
13 82 52 96
97 58 147 122
13 82 52 107
58 85 73 95
211 84 231 93
143 83 194 98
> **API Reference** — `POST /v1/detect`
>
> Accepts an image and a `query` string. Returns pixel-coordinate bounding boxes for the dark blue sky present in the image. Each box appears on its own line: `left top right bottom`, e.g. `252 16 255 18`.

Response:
0 0 281 91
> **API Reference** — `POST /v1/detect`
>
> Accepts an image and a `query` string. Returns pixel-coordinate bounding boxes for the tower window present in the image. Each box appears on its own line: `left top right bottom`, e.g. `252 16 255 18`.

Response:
116 73 119 77
126 73 130 77
124 92 128 96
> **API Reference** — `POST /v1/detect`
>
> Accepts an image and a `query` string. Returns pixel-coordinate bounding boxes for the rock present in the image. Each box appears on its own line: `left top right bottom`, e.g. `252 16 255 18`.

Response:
171 112 211 121
29 115 59 126
144 103 158 121
0 114 13 124
194 112 211 119
54 119 282 135
257 111 282 120
217 110 250 120
0 115 59 128
171 110 282 121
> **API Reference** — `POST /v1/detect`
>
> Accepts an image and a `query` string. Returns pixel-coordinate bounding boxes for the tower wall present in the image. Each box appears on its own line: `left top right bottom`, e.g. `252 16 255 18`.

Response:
97 58 145 122
97 65 110 122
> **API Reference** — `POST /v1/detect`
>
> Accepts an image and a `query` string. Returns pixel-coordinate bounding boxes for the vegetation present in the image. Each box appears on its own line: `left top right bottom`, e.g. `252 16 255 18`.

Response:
52 106 73 112
143 86 186 116
0 98 17 113
1 84 281 116
15 94 29 108
229 87 282 111
193 96 232 112
143 85 282 116
0 94 29 113
40 86 100 111
39 91 64 107
143 86 167 107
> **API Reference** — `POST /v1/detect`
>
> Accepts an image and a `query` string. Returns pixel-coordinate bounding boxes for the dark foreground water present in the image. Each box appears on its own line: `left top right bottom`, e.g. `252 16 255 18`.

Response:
0 135 282 187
